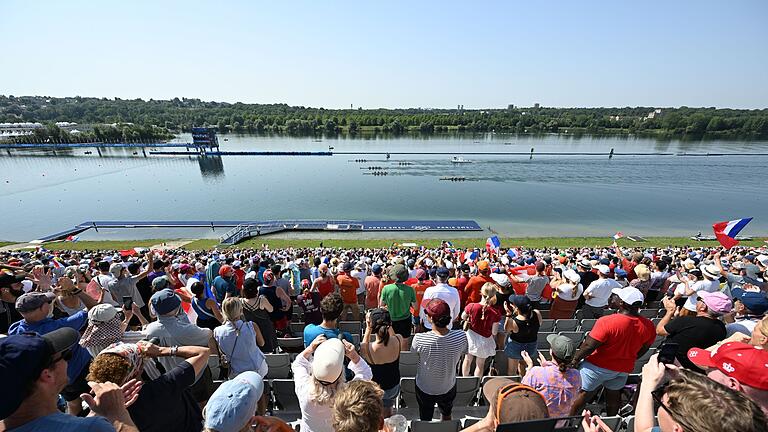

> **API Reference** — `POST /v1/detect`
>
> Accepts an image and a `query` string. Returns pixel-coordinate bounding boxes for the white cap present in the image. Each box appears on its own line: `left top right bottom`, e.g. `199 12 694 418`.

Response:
312 339 345 383
88 303 120 322
563 269 581 284
611 287 644 306
595 265 611 275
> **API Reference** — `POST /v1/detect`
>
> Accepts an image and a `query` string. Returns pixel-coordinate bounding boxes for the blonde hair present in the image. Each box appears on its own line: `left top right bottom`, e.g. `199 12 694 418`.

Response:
221 297 243 323
332 380 384 432
310 373 347 406
479 282 498 320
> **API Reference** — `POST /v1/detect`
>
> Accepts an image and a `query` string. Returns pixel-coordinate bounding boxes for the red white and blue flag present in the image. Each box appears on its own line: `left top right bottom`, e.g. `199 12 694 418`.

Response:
464 250 479 262
613 232 624 240
65 235 79 242
507 248 520 259
712 217 752 249
486 236 501 254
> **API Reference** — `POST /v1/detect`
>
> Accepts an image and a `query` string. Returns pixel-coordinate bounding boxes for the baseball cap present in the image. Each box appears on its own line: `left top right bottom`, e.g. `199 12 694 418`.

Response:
490 272 511 288
687 342 768 390
730 289 768 315
151 275 171 291
477 261 490 272
577 259 592 269
342 262 354 272
371 264 383 275
388 264 409 283
698 291 733 315
203 371 264 432
15 292 55 313
0 328 80 418
547 334 576 361
595 265 611 275
312 339 345 384
415 268 427 280
150 288 181 315
424 298 451 318
611 287 644 306
0 273 25 289
88 303 120 322
614 268 628 278
563 269 581 284
435 267 449 278
482 378 549 424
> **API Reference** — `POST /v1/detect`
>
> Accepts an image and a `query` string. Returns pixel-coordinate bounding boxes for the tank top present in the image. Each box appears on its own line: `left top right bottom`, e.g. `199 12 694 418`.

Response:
316 277 334 298
191 297 216 320
509 313 539 343
365 340 401 390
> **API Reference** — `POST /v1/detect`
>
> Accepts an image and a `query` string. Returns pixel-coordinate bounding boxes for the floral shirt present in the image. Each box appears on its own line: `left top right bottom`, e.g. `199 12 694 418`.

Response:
522 362 581 417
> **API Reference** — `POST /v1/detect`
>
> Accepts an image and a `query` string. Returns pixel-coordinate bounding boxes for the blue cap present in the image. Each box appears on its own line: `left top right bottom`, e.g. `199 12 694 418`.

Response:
150 288 181 315
731 289 768 315
436 267 450 278
204 371 264 432
525 257 537 265
511 295 532 313
615 268 628 278
0 328 80 418
599 258 611 266
371 264 382 274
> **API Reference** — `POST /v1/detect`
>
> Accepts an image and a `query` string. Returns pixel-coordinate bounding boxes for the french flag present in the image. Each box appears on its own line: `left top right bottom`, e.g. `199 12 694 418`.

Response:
464 250 479 262
712 217 752 249
65 235 79 242
486 236 501 254
507 248 520 259
613 232 624 240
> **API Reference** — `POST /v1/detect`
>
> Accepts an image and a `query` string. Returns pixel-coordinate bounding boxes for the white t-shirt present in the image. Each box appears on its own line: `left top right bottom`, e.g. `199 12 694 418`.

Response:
350 270 367 295
583 277 622 307
683 279 721 311
420 283 461 330
556 282 583 301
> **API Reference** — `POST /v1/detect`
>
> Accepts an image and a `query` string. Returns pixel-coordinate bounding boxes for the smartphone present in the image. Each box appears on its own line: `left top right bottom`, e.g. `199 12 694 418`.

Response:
658 342 679 364
122 296 133 310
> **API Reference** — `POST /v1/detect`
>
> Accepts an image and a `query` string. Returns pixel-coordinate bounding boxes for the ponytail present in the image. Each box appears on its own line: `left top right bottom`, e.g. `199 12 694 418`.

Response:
376 324 391 346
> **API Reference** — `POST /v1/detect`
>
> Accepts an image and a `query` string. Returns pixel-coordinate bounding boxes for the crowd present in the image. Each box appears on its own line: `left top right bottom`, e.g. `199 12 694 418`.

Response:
1 242 767 432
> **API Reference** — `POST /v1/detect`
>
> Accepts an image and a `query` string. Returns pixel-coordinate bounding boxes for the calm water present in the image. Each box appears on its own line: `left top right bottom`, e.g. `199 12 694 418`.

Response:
1 134 767 241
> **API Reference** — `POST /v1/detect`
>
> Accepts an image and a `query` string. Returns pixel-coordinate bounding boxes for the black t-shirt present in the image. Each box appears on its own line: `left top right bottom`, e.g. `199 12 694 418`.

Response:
664 316 726 372
579 271 599 291
297 292 322 325
128 361 203 432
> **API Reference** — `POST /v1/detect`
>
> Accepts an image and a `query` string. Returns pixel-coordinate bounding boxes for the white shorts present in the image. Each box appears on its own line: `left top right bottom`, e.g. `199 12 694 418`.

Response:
466 329 496 359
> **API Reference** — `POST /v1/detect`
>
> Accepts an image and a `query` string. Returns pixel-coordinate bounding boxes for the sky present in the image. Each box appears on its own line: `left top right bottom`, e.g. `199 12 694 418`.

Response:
1 0 766 109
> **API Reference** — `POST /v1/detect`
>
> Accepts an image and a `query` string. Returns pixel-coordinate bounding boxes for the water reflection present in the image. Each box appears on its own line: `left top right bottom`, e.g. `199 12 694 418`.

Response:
198 155 225 180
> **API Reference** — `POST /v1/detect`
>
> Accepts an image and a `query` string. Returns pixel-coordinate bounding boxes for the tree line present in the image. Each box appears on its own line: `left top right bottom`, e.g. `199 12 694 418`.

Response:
2 95 767 139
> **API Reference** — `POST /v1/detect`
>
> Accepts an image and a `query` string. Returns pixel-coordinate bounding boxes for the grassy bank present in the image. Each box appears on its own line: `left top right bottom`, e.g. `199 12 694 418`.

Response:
7 236 762 251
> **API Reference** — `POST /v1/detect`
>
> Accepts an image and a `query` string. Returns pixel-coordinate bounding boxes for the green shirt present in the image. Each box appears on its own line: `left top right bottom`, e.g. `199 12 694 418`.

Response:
380 283 416 321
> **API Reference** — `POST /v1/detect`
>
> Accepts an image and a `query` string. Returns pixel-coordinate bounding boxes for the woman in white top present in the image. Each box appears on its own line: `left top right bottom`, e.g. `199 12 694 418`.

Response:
292 336 372 432
213 297 268 378
549 269 583 319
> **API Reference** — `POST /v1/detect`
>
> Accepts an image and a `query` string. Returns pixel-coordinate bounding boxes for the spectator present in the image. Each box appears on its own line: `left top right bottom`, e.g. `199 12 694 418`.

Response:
292 336 372 432
463 261 494 307
569 287 655 416
144 288 215 407
656 291 729 372
520 334 581 417
8 288 99 415
80 303 148 358
421 267 461 331
360 308 402 417
0 328 138 432
645 259 670 304
724 288 768 337
303 293 354 348
380 264 416 351
87 260 119 306
190 280 223 330
311 263 336 299
88 341 210 432
241 277 276 353
259 270 291 336
297 279 323 325
106 252 152 314
364 264 383 309
630 264 652 299
336 262 360 321
575 260 598 296
212 265 238 304
549 269 583 319
581 265 621 319
332 379 385 432
460 377 549 432
614 244 642 281
202 371 272 432
52 273 87 318
750 315 768 349
678 264 721 316
214 297 268 378
351 262 368 305
510 262 549 308
411 298 468 421
409 268 433 331
462 283 500 377
503 295 542 376
714 250 748 294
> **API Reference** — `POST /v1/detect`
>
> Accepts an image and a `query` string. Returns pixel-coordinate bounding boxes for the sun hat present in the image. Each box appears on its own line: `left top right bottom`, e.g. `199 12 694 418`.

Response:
610 287 644 306
0 273 25 289
481 378 549 424
687 342 768 390
312 339 345 384
547 334 576 361
204 371 265 432
88 303 120 322
388 264 409 283
700 264 720 279
563 269 581 284
0 328 80 418
15 292 56 313
634 264 651 281
698 291 733 315
150 288 181 315
490 272 511 288
577 259 592 270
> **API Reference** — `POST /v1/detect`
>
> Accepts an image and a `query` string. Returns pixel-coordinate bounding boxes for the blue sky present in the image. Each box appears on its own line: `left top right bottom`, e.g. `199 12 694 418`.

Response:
1 0 766 109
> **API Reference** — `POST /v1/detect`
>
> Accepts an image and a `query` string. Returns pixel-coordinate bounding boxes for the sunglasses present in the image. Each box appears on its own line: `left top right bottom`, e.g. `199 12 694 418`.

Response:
651 388 694 431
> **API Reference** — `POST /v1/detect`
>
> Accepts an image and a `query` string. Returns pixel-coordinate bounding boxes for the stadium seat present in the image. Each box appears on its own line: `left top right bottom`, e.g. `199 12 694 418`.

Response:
208 354 220 379
264 353 291 379
411 420 461 432
539 319 555 332
397 377 418 409
289 322 305 335
651 336 664 348
463 418 481 428
454 376 481 407
537 332 555 350
493 350 508 375
479 375 521 404
554 319 579 331
647 301 662 309
399 351 420 377
639 309 658 319
574 309 585 320
271 379 300 413
277 337 304 353
558 331 585 345
538 310 550 319
580 319 598 331
537 350 552 362
339 321 361 335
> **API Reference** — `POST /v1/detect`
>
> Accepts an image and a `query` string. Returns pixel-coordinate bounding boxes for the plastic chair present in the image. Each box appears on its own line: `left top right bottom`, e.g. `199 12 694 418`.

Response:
493 350 508 375
399 351 420 377
453 376 481 407
338 320 362 335
554 319 579 331
537 332 555 350
271 379 300 412
580 319 598 331
264 353 291 379
397 377 417 409
276 337 304 353
558 331 585 345
411 420 461 432
539 319 556 332
639 309 658 319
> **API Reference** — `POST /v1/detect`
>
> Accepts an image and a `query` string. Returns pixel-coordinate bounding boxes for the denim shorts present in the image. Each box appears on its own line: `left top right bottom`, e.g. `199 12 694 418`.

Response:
381 384 401 408
579 360 629 391
504 339 537 360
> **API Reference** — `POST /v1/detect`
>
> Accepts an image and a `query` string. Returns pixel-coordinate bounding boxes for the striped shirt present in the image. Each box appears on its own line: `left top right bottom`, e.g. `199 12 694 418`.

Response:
411 329 468 395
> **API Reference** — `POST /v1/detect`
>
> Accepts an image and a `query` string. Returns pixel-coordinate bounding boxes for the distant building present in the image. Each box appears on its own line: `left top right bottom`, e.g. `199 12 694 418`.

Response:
645 109 663 120
507 104 515 110
0 122 43 137
534 103 540 109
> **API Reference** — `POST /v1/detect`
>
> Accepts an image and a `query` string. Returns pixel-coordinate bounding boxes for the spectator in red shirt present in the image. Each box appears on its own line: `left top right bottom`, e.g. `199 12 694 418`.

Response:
614 242 643 282
312 263 336 299
464 261 494 307
461 283 501 377
232 261 246 292
364 265 383 309
409 268 434 330
336 262 360 321
456 264 470 306
569 286 656 416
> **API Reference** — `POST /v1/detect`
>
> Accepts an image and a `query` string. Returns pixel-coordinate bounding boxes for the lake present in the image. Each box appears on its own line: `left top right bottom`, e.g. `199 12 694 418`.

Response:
1 133 767 241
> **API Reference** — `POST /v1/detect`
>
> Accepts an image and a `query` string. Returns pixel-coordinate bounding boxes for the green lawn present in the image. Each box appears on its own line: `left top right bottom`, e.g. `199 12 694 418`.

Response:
42 239 171 251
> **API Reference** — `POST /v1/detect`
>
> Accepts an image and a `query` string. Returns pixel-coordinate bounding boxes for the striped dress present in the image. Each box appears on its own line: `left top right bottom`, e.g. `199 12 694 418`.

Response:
411 329 468 395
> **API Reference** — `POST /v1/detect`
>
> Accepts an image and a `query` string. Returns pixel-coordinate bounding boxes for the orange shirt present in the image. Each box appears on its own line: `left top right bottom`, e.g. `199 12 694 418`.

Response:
336 272 359 304
464 274 494 305
364 275 382 309
409 280 434 317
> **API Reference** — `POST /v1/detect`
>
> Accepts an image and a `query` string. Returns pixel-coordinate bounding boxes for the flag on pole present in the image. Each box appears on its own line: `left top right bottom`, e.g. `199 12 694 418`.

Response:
486 236 501 254
712 217 753 249
51 258 64 269
507 248 520 259
65 235 79 242
464 250 479 262
613 232 624 240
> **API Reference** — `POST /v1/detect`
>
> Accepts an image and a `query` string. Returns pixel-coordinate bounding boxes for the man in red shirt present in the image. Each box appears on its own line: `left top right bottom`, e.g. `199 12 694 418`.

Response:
408 268 434 331
614 242 643 282
568 286 655 416
463 261 494 307
336 261 360 321
364 264 383 309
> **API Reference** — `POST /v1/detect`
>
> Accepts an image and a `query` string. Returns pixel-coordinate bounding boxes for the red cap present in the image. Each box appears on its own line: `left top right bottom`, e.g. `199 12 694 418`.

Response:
424 298 450 318
687 342 768 390
218 265 233 277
